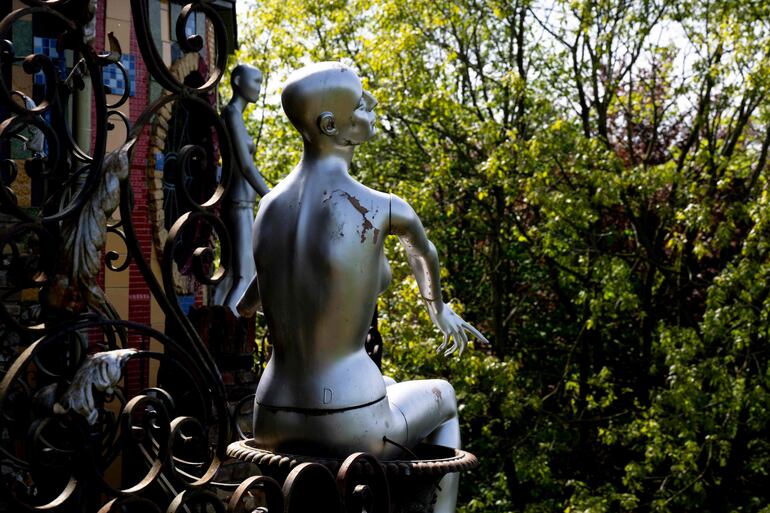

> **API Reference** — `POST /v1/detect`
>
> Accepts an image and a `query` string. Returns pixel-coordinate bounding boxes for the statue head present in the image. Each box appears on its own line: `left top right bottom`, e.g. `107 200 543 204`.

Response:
231 64 263 104
281 62 377 146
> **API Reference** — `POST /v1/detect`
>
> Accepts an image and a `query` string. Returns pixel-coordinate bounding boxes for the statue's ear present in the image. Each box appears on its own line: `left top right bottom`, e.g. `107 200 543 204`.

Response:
317 112 338 136
232 74 241 89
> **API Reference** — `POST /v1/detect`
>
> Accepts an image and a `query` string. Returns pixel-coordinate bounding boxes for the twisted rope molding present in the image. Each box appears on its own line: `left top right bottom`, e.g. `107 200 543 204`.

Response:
226 439 479 478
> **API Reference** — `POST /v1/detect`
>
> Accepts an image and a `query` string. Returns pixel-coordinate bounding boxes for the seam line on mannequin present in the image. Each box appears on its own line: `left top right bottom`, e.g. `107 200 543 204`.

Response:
256 395 387 415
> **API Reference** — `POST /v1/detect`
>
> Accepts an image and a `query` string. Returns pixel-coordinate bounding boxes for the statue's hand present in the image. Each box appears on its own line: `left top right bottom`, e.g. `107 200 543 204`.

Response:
428 302 489 357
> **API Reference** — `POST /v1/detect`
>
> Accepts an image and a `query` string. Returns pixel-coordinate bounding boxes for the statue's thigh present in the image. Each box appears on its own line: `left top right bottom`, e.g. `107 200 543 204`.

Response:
387 379 457 447
232 207 256 270
253 398 405 458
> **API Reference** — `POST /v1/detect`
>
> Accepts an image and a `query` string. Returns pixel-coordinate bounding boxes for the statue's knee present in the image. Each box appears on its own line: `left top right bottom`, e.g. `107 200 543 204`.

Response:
435 380 457 419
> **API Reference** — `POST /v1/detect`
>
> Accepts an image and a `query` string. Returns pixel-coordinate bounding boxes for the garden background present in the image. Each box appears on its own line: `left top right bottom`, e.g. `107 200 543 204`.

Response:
230 1 770 511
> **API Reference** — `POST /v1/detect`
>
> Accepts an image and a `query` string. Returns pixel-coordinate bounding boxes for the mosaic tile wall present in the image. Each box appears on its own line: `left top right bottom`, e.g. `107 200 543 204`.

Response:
102 54 136 97
32 36 67 85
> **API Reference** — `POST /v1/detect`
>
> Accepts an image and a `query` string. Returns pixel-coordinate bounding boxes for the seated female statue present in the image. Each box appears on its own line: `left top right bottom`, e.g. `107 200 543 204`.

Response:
237 62 487 513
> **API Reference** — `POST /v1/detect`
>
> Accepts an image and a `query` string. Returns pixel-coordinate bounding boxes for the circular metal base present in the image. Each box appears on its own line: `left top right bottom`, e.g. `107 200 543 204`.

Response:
226 439 478 478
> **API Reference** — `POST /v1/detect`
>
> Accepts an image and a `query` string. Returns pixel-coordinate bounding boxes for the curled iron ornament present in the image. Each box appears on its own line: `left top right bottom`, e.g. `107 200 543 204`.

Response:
116 144 232 500
0 318 230 509
337 452 391 513
1 158 19 185
227 475 284 513
118 92 233 229
116 88 233 384
168 415 221 487
167 489 227 513
0 340 83 510
284 463 343 513
164 210 232 288
112 394 173 495
106 109 131 139
105 218 133 272
0 5 109 224
0 116 62 222
0 7 73 117
105 59 131 109
130 0 229 94
0 2 415 512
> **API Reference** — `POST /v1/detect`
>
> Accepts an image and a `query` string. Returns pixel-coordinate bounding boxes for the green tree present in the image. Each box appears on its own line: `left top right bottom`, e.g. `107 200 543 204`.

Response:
232 0 770 510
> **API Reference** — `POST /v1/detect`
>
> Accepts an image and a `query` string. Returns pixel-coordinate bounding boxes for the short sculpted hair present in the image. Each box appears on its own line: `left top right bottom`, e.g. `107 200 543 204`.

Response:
230 64 248 88
231 64 261 88
281 62 361 141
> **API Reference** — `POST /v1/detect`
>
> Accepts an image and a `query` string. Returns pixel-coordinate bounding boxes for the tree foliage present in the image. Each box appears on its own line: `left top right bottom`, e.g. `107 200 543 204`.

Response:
232 0 770 510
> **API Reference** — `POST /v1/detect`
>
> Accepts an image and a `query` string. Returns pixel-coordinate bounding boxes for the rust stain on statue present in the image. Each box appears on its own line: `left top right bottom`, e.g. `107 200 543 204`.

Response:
338 190 375 243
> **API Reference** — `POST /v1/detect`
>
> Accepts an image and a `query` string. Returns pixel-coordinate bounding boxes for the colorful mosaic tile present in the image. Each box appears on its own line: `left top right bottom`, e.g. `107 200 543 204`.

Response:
155 152 165 171
32 36 66 85
178 294 195 315
102 54 136 97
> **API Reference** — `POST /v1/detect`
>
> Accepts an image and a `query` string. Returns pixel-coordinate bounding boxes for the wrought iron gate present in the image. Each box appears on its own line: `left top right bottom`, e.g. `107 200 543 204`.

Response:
0 2 479 511
0 1 397 511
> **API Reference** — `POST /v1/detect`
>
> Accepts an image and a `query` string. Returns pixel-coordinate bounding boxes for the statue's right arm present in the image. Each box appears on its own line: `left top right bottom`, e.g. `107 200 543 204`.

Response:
389 195 488 356
236 275 261 317
225 110 270 197
389 194 444 311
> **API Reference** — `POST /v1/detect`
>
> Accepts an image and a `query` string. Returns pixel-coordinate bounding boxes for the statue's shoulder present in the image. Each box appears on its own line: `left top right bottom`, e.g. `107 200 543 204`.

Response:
221 103 242 126
388 193 421 233
255 173 293 214
253 192 277 228
332 181 391 226
350 181 390 207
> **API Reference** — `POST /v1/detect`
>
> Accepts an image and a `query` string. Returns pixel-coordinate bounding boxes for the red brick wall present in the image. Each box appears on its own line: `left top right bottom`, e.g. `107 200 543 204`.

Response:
91 2 106 155
88 0 107 350
126 9 152 394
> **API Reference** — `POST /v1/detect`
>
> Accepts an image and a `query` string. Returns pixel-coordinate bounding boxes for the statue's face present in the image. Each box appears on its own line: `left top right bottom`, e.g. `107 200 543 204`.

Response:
281 63 378 146
236 67 262 103
335 88 378 146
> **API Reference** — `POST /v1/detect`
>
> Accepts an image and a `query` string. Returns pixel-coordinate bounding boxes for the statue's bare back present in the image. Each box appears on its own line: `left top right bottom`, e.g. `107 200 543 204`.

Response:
253 166 392 410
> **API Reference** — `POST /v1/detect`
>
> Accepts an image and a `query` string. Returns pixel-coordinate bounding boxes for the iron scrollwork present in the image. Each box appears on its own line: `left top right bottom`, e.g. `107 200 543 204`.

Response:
0 1 438 512
0 0 237 508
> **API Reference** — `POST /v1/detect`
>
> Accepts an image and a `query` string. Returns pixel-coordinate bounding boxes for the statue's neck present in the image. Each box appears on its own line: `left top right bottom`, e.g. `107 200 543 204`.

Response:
229 94 247 114
300 139 355 171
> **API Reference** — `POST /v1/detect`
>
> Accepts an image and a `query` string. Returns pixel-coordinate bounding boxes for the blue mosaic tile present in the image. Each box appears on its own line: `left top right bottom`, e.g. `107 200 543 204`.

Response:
102 54 136 97
32 36 67 85
186 14 197 38
178 295 195 315
171 42 183 63
155 152 164 171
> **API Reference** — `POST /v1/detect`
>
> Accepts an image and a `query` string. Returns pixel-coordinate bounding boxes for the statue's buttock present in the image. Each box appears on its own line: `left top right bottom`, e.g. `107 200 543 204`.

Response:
252 374 460 460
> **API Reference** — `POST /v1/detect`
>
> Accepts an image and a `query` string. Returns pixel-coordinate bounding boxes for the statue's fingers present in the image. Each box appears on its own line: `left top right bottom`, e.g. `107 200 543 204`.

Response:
463 322 489 345
444 331 460 357
457 328 469 357
436 332 449 354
